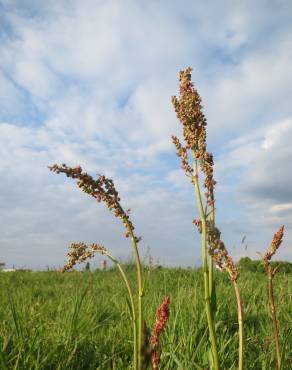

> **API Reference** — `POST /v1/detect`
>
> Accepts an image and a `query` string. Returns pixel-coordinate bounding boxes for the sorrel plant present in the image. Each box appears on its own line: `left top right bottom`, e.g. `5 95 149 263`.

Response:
49 165 146 369
172 67 244 370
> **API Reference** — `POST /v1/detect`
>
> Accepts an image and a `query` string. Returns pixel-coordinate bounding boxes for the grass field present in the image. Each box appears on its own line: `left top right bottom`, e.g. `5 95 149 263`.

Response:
0 267 291 369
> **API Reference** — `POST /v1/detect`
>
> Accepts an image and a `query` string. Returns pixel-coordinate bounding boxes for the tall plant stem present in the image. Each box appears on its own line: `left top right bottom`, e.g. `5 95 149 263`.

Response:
233 280 244 370
268 268 281 370
192 155 220 370
126 222 143 370
209 202 215 306
209 255 214 298
105 252 138 370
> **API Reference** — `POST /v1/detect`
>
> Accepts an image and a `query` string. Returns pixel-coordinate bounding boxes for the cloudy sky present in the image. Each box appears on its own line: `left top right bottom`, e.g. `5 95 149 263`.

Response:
1 0 292 269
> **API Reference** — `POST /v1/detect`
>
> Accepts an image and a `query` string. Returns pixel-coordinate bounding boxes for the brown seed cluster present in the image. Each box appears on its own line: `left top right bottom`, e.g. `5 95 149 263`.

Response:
263 226 284 272
150 296 170 370
172 67 216 205
49 164 141 243
193 218 202 233
62 242 107 272
201 152 216 207
172 136 193 175
172 67 207 153
208 225 239 281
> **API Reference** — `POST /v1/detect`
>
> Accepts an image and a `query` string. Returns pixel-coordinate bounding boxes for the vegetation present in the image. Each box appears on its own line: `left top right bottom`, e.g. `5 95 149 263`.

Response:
0 269 291 369
238 257 292 274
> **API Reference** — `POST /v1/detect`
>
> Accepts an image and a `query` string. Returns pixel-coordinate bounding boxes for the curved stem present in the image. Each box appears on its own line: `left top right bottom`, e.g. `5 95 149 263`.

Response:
125 222 143 370
101 251 138 370
209 202 215 309
233 280 244 370
192 156 220 370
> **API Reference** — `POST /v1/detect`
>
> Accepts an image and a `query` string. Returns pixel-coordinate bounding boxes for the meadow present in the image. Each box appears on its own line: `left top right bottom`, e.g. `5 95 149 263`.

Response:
1 68 291 370
0 267 291 369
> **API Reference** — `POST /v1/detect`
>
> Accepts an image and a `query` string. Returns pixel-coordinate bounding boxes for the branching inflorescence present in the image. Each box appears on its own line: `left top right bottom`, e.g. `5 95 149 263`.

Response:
61 242 107 273
171 68 215 209
49 164 141 243
207 225 239 282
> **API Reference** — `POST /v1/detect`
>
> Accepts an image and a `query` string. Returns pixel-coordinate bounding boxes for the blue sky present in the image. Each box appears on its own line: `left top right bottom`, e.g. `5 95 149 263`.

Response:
0 0 292 269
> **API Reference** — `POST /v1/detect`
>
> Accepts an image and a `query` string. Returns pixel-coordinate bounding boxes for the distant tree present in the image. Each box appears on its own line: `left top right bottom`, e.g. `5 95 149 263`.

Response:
238 257 292 273
0 262 5 270
238 257 253 271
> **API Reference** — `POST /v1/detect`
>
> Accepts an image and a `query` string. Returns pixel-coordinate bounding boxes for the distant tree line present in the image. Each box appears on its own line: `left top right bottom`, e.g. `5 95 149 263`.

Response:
238 257 292 273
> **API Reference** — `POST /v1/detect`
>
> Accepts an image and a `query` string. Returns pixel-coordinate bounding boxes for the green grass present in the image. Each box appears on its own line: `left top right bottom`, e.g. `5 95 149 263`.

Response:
0 268 291 369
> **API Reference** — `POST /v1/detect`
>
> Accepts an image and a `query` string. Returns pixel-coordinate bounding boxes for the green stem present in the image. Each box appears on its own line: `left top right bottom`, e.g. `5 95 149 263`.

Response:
209 202 215 304
209 256 214 298
126 222 143 370
268 268 281 370
233 280 244 370
192 157 220 370
100 251 138 370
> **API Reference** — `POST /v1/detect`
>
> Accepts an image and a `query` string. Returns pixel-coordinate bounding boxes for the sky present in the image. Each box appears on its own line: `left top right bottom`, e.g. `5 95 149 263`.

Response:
0 0 292 270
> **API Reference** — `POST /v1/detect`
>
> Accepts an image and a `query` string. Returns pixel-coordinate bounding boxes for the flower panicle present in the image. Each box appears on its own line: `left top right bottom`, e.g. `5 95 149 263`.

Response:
263 226 285 269
171 136 193 175
49 164 142 243
150 296 170 370
62 242 107 272
171 67 207 158
208 225 239 281
171 67 207 150
172 68 216 204
201 151 216 206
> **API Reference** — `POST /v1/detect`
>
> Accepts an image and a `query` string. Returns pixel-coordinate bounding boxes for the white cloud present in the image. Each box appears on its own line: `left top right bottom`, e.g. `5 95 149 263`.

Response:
204 37 292 141
270 203 292 214
213 117 292 260
1 0 292 267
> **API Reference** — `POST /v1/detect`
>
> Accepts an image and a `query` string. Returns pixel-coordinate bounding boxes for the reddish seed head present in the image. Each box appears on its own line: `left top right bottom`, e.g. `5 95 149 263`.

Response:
151 296 170 369
172 68 216 200
49 163 140 239
263 226 285 268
